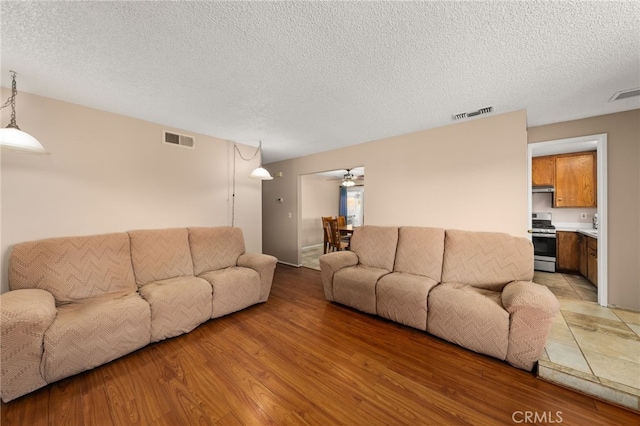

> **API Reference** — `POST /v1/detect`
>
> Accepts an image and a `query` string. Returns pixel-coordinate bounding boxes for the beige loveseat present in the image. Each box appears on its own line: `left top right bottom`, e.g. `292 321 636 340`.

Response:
320 226 560 371
0 226 277 402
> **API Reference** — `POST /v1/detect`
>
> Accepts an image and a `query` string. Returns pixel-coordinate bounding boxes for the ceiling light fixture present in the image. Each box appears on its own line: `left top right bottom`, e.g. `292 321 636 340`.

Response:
342 171 356 187
247 141 273 180
0 70 47 154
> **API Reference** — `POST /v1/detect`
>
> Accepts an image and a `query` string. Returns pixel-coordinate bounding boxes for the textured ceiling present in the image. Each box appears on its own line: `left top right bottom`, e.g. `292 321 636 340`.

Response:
1 1 638 163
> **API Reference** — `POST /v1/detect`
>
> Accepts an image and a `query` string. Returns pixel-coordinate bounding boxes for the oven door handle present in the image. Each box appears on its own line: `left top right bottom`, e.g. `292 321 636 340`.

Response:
532 233 557 238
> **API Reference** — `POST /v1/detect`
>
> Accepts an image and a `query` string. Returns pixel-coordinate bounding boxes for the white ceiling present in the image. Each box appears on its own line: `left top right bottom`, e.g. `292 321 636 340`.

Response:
1 1 638 164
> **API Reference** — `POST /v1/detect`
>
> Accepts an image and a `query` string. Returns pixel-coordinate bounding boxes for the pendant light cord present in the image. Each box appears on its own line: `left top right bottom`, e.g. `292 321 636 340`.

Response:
231 141 263 227
1 71 19 128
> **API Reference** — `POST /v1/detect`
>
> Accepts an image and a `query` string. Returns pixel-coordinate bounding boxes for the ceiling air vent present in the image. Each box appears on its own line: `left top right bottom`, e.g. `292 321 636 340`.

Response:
609 88 640 102
163 131 195 149
452 106 493 121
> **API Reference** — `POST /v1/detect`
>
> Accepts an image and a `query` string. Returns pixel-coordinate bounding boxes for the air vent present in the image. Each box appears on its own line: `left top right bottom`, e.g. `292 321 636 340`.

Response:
452 106 493 120
609 88 640 102
163 131 195 149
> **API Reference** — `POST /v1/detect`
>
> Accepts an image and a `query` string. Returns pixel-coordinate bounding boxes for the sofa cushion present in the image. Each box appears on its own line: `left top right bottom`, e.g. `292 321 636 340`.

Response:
350 226 398 271
377 272 439 330
189 227 246 276
9 233 137 304
199 267 260 318
129 228 194 286
138 276 212 342
395 227 445 281
427 283 509 360
333 265 390 314
441 229 533 291
42 293 151 383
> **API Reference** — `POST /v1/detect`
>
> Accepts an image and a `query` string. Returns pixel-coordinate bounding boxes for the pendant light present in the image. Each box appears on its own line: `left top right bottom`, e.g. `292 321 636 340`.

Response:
231 140 272 227
249 141 273 180
0 71 46 154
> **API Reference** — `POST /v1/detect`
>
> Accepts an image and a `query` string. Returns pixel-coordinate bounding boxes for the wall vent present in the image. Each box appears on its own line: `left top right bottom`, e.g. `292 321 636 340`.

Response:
163 131 195 149
609 88 640 102
453 106 493 120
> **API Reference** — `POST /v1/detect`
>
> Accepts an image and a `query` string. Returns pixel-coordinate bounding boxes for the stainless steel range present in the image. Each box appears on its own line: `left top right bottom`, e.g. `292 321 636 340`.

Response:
532 212 556 272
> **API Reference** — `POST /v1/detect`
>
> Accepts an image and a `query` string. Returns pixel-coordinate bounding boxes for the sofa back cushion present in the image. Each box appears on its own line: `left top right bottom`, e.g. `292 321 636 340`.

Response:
129 228 194 286
394 227 445 281
441 229 533 291
188 227 245 276
350 226 398 271
8 233 136 304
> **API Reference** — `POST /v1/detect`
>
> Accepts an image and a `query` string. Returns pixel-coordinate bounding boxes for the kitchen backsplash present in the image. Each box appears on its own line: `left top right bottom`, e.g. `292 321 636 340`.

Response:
532 193 596 224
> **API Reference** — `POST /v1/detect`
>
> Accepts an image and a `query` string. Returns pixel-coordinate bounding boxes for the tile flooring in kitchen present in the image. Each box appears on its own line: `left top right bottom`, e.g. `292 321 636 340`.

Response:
302 245 640 411
534 271 640 412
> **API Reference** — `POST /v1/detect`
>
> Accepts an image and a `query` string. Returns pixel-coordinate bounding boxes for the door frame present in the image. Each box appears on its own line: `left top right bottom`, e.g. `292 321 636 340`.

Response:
527 133 607 307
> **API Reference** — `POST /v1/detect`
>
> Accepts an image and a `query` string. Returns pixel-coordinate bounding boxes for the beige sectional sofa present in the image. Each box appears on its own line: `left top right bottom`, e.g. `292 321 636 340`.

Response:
320 225 560 371
0 226 277 402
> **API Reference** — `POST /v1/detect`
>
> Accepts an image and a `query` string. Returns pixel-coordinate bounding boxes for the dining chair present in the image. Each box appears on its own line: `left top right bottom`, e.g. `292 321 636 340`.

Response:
326 218 349 252
321 216 335 254
337 215 352 244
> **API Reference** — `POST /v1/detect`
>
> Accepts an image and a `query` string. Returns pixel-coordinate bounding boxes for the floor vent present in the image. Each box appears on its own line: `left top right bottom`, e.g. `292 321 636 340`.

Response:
164 131 195 149
609 88 640 101
453 106 493 120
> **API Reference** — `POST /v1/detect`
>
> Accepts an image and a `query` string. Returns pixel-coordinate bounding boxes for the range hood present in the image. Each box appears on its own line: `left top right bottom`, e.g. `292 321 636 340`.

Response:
532 185 555 193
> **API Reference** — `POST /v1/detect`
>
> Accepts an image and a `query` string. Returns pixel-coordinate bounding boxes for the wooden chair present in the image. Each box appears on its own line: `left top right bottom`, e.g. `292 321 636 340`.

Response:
337 215 352 244
321 216 335 254
325 218 349 252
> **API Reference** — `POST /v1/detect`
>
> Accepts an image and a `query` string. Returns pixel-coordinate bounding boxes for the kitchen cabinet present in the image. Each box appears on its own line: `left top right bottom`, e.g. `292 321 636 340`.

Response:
532 155 555 186
578 234 588 278
554 152 596 208
556 231 579 272
577 233 598 286
587 236 598 286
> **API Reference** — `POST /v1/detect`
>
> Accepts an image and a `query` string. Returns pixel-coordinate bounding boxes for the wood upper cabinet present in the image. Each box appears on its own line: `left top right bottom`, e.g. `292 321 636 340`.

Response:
556 231 580 272
532 155 555 186
554 152 597 208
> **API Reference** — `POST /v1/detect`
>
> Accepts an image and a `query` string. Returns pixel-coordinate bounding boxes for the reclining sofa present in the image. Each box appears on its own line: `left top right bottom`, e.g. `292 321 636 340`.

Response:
320 225 560 371
1 226 277 402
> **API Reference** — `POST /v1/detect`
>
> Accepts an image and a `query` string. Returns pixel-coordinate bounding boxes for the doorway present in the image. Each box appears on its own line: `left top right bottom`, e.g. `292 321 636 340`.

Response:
300 167 364 269
527 134 607 306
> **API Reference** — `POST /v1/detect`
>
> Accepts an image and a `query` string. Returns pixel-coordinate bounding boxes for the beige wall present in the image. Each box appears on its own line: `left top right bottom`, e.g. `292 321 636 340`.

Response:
0 90 263 293
300 174 340 248
263 110 529 265
528 109 640 311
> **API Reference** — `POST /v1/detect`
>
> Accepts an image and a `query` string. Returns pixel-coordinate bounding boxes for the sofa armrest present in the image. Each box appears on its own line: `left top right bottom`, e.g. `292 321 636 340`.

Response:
238 253 278 302
502 281 560 371
319 251 358 301
1 289 57 402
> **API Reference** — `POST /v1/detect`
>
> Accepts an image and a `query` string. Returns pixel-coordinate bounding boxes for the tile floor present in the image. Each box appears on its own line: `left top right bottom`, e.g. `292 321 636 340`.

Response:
301 245 323 271
534 271 640 412
302 247 639 411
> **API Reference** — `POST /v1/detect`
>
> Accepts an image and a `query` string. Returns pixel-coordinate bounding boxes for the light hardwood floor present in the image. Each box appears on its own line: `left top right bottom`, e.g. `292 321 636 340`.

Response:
1 265 636 425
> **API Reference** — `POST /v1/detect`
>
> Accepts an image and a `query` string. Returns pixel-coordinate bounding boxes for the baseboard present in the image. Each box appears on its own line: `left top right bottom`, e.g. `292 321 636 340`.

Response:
278 260 303 268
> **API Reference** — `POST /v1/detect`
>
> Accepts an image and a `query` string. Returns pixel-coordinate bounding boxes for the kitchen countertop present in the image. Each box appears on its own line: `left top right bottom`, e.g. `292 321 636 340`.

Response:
576 229 598 239
554 223 598 239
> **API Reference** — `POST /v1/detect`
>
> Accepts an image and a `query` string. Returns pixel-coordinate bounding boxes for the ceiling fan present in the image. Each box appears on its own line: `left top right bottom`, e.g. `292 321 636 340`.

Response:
341 169 357 187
